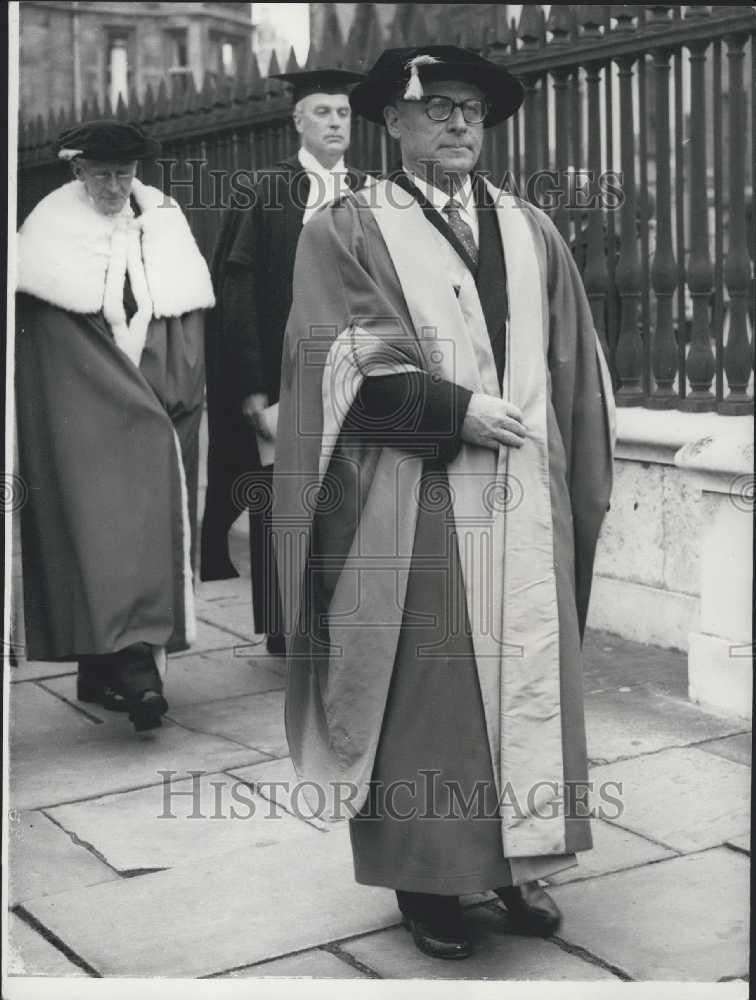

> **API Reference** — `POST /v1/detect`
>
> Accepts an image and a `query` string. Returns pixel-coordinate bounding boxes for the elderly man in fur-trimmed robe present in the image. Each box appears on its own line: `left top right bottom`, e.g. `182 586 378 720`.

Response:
273 47 616 961
15 120 215 734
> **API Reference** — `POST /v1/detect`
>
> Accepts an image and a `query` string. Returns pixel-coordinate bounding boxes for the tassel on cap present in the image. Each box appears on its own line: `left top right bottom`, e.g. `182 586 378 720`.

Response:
403 54 441 100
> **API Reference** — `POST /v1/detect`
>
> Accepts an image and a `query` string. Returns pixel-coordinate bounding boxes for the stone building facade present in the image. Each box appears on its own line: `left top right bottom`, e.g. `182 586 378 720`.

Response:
19 1 254 121
309 3 511 52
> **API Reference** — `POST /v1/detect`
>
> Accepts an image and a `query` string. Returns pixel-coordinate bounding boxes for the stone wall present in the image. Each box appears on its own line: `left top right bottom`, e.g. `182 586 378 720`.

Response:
588 408 753 719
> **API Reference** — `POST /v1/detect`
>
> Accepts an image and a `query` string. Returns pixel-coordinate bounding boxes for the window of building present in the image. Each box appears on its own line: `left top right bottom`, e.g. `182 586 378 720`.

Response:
165 28 192 96
106 31 133 110
210 34 240 79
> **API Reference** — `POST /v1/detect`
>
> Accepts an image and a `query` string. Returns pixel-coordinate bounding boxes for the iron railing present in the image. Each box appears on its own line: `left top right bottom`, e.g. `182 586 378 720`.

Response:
17 4 755 413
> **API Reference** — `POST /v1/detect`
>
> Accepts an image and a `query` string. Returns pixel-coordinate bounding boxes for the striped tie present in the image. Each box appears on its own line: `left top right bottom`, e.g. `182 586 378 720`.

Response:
443 197 478 267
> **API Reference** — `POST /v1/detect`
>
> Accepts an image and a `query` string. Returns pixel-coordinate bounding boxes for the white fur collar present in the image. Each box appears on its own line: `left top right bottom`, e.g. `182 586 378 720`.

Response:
17 178 215 319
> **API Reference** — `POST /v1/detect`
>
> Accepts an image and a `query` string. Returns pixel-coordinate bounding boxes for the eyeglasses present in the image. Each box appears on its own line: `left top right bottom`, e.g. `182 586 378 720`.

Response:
403 95 489 125
88 170 136 182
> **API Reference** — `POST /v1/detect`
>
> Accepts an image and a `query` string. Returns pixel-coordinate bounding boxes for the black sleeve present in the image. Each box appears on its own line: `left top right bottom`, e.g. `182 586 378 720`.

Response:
221 262 267 399
342 371 472 463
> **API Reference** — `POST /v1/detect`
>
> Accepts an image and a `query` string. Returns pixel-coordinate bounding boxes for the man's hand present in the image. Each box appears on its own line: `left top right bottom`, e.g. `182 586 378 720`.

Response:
241 392 269 432
461 394 527 450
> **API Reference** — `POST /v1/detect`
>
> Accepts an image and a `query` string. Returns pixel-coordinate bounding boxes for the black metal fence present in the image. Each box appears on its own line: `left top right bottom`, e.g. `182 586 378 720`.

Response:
17 4 755 413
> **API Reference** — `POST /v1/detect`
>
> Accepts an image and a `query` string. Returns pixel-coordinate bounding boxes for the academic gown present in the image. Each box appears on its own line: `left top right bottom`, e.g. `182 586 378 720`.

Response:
200 155 367 586
274 174 615 893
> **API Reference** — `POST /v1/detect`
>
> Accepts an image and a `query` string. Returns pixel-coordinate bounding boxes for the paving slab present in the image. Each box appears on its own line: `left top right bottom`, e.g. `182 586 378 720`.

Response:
228 756 331 830
9 809 119 905
585 685 747 764
551 848 750 980
223 949 368 978
546 818 675 885
698 733 752 767
726 834 750 854
195 576 250 604
22 829 401 977
168 689 288 757
7 913 88 977
47 772 323 873
10 683 100 746
43 649 285 715
582 630 688 698
10 659 77 683
591 747 750 852
10 715 268 811
169 618 246 658
196 601 260 642
342 905 616 980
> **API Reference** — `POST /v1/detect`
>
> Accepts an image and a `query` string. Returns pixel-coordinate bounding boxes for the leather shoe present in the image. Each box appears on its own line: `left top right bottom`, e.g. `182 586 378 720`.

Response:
266 634 286 656
77 660 129 712
127 690 168 733
494 882 562 937
397 893 472 960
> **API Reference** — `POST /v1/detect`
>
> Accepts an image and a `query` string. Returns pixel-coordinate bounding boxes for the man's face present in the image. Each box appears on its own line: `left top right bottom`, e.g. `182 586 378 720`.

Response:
294 92 351 166
72 158 137 215
384 79 485 188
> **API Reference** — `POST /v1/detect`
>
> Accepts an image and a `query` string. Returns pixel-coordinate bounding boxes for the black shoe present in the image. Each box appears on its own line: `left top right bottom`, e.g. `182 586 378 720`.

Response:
397 892 472 960
494 882 562 937
266 634 286 656
128 690 169 733
77 660 130 712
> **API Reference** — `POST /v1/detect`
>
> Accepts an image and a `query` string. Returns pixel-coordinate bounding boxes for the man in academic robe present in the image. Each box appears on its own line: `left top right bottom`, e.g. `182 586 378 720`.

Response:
15 120 215 733
273 46 616 960
200 68 367 655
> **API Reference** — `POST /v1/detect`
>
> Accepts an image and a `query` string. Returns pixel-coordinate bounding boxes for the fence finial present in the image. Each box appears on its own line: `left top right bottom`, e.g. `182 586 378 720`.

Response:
182 72 198 115
285 46 300 74
266 49 282 79
518 4 544 50
546 5 574 45
199 71 216 111
404 4 433 46
143 82 157 121
347 3 382 71
34 113 45 147
155 78 170 119
610 6 640 32
577 5 605 38
317 3 345 68
247 53 263 98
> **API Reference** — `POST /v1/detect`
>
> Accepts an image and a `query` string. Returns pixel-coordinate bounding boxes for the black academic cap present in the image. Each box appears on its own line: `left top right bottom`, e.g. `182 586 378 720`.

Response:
269 69 366 104
56 119 161 162
350 46 524 128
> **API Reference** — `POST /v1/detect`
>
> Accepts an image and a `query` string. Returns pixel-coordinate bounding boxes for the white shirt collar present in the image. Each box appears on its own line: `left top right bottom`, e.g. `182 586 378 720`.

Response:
298 148 348 225
298 146 346 179
402 166 478 242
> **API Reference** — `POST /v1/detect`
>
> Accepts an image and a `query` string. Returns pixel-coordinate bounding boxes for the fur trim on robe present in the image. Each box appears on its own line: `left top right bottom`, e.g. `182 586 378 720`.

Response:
16 177 215 326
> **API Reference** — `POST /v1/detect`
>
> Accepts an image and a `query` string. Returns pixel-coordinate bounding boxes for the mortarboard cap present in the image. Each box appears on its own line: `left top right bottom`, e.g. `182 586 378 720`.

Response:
269 69 366 104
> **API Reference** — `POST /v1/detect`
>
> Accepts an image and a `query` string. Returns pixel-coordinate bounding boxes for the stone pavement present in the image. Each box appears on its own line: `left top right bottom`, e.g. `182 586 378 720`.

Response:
5 529 751 987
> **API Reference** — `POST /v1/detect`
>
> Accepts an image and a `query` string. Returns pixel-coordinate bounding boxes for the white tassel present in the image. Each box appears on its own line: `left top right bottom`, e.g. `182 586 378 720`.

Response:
403 54 441 100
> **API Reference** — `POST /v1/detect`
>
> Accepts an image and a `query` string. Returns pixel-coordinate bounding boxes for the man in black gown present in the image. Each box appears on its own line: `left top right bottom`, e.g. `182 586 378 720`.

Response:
201 68 367 654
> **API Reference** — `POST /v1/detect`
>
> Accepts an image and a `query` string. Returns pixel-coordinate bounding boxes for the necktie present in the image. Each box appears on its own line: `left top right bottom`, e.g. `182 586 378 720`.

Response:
443 197 478 267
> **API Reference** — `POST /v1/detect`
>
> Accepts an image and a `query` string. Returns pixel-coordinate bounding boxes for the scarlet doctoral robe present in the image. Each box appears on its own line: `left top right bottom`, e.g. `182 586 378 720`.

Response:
15 178 214 661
